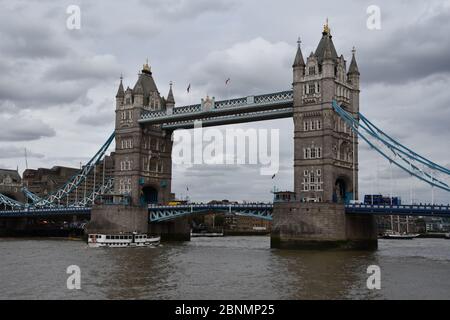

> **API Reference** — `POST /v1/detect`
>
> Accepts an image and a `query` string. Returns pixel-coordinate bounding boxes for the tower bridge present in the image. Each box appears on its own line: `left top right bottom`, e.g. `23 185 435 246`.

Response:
1 22 449 248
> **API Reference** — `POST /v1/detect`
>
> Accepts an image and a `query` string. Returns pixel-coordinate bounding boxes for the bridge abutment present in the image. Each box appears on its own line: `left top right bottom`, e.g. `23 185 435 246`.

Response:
85 204 191 241
149 218 191 241
271 202 377 250
85 204 148 234
0 217 28 236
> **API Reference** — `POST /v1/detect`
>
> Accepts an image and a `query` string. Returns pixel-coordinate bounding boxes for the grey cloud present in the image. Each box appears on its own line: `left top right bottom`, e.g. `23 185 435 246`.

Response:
0 146 45 159
0 55 120 111
173 166 283 202
77 99 115 126
0 117 56 141
0 0 448 204
0 3 121 112
188 38 293 99
0 77 88 108
359 4 450 84
0 4 68 59
140 0 236 20
44 55 121 82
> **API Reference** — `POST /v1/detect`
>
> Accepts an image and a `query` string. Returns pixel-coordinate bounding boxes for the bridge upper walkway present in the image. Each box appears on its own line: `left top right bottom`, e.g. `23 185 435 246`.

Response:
139 90 294 129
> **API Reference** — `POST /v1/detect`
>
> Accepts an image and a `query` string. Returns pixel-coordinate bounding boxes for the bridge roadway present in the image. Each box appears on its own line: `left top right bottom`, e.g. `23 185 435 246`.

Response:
0 203 449 221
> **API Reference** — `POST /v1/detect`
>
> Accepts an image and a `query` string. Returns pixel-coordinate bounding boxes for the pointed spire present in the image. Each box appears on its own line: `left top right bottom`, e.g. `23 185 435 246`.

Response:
115 74 124 98
323 39 333 61
348 46 360 75
134 81 144 95
292 37 305 67
315 19 338 64
167 81 175 104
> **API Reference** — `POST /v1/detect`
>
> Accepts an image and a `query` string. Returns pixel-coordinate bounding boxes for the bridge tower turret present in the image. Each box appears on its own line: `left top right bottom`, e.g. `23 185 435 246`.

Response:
166 81 175 115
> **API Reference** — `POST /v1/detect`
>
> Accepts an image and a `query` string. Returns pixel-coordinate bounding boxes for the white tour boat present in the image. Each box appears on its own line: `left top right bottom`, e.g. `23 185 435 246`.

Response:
382 232 420 240
88 232 160 248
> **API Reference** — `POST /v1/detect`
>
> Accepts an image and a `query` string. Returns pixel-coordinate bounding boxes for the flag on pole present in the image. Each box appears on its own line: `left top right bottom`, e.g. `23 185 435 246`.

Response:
187 83 191 93
225 78 230 85
186 186 189 191
271 173 276 179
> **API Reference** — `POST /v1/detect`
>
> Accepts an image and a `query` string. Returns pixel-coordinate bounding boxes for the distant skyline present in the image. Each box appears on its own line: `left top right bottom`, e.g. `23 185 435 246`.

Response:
0 0 449 203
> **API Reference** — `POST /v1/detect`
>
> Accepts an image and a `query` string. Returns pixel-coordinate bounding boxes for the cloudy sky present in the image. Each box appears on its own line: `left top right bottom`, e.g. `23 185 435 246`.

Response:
0 0 449 203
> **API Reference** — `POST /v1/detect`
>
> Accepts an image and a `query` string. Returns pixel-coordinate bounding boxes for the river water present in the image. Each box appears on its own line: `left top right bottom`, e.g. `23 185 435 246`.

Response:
0 236 449 300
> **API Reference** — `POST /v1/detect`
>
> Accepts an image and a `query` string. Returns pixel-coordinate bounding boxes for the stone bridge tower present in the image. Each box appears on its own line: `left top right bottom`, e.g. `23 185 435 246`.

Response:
87 62 187 237
292 22 360 204
114 62 173 207
271 22 377 250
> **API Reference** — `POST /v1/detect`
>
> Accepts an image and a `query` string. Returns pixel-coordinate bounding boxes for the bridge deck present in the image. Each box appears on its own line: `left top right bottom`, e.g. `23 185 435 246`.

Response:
1 203 449 220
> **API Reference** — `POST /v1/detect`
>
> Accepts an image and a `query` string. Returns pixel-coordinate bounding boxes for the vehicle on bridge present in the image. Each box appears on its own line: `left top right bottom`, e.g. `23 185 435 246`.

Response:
364 194 401 206
168 200 189 206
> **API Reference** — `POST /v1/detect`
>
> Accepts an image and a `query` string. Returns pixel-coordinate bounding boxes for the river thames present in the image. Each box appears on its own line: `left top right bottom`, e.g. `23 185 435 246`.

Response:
0 236 449 300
